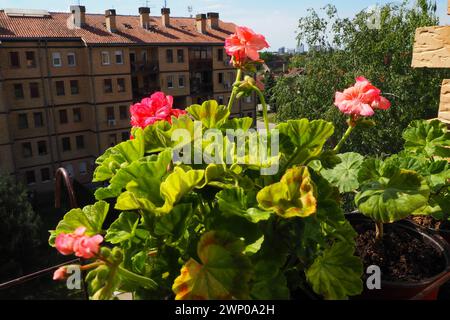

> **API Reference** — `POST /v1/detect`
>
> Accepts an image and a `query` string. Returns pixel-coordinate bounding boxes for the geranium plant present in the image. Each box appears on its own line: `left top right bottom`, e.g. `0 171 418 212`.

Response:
48 27 400 300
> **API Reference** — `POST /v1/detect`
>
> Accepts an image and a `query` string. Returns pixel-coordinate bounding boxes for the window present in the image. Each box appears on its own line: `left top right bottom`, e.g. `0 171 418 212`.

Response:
76 135 85 150
67 53 76 66
26 51 36 68
167 76 174 89
166 49 173 63
121 131 129 142
178 75 185 88
14 84 24 99
106 107 115 120
109 133 117 147
117 78 126 93
119 106 128 120
70 80 79 95
218 96 224 105
41 168 51 182
115 50 124 64
73 108 82 122
55 81 65 96
18 114 28 129
25 171 36 185
228 72 235 82
218 72 224 84
10 52 20 68
52 52 62 67
245 96 252 103
29 82 40 98
218 48 224 61
62 137 71 152
177 49 184 63
79 162 87 175
34 112 44 128
37 140 47 155
22 142 32 158
101 51 111 65
104 79 113 93
59 109 68 124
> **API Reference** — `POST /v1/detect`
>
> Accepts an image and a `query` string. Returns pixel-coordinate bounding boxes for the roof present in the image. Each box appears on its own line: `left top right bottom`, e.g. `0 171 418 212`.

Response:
0 10 236 45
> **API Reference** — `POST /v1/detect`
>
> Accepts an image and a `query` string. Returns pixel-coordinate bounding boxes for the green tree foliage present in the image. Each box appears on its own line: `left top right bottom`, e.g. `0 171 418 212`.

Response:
271 0 450 155
0 173 42 281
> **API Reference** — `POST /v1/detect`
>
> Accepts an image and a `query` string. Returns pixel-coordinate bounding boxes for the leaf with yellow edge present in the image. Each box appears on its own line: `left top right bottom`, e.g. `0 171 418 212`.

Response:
172 231 252 300
257 166 317 219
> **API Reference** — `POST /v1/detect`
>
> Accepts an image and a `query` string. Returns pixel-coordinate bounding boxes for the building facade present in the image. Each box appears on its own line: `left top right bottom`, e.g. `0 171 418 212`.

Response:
0 6 257 192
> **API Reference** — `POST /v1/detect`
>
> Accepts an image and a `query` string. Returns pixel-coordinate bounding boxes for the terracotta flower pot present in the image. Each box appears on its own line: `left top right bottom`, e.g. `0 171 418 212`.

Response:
346 213 450 300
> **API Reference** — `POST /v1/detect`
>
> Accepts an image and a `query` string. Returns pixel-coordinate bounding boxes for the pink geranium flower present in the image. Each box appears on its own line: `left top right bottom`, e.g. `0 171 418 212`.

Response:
55 227 103 259
225 26 269 65
334 77 391 118
53 267 68 280
130 92 186 129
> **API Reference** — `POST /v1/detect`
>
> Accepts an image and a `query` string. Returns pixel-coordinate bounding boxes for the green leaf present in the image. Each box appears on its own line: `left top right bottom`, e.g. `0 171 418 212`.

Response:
277 119 334 165
306 242 363 300
93 130 145 182
96 150 171 200
115 150 173 212
222 117 254 131
186 100 230 129
159 167 204 214
172 231 252 300
216 187 271 223
105 212 140 244
355 168 430 223
403 119 450 158
154 203 193 240
257 166 317 219
322 152 364 193
49 201 109 245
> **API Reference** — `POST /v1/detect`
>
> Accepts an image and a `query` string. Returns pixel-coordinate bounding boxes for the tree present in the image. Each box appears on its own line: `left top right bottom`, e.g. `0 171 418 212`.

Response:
271 0 450 155
0 173 42 281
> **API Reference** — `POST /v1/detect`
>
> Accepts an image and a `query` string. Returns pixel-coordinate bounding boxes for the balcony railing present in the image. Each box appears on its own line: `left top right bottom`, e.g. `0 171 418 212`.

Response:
189 59 213 71
130 61 159 74
190 83 213 95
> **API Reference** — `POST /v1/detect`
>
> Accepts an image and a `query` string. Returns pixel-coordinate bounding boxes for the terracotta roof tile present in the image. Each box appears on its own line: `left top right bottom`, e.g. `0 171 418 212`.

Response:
0 11 236 45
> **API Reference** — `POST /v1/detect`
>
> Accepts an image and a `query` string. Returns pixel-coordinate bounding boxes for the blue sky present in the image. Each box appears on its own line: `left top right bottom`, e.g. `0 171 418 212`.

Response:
1 0 450 49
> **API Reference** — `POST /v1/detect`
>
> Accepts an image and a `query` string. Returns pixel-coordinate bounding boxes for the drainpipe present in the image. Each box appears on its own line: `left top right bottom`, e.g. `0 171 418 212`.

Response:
38 38 57 175
86 42 101 155
44 39 63 168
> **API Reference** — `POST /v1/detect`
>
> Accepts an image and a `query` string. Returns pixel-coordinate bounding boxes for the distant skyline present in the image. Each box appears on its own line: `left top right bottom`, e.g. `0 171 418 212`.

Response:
1 0 450 50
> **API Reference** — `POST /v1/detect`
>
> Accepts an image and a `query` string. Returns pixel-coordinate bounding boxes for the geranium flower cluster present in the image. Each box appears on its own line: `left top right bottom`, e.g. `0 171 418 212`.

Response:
55 227 103 259
334 76 391 118
225 26 269 67
130 92 186 129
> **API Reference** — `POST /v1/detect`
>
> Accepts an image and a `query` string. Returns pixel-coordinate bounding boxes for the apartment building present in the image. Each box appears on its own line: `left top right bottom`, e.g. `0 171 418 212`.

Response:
0 6 257 192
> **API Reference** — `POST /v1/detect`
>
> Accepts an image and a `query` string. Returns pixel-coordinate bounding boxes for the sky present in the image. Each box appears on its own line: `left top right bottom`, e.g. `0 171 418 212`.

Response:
1 0 450 50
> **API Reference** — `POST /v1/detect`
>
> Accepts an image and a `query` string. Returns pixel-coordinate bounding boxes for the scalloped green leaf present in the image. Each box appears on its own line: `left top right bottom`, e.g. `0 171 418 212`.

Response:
186 100 230 129
105 212 140 244
355 168 430 223
322 152 364 193
222 117 254 131
403 119 450 158
49 201 109 246
276 119 334 166
93 130 146 182
172 231 252 300
306 241 363 300
257 166 317 219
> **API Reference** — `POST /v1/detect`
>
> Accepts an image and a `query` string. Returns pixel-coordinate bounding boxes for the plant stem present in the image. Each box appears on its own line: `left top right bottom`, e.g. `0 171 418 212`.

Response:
375 222 384 242
227 69 243 112
117 265 158 290
252 85 270 133
333 123 354 153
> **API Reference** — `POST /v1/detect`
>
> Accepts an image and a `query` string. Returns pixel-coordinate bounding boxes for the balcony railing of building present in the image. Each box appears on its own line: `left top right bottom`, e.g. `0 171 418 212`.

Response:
189 59 213 71
190 83 213 95
130 61 159 74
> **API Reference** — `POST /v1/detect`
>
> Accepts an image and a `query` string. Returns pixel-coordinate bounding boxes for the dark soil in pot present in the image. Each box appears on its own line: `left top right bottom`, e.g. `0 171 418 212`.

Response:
347 214 450 300
354 222 445 282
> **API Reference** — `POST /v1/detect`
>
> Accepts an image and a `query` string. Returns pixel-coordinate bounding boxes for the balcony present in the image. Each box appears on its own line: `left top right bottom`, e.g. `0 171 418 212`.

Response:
132 86 161 101
189 59 213 71
190 83 213 95
130 61 159 74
